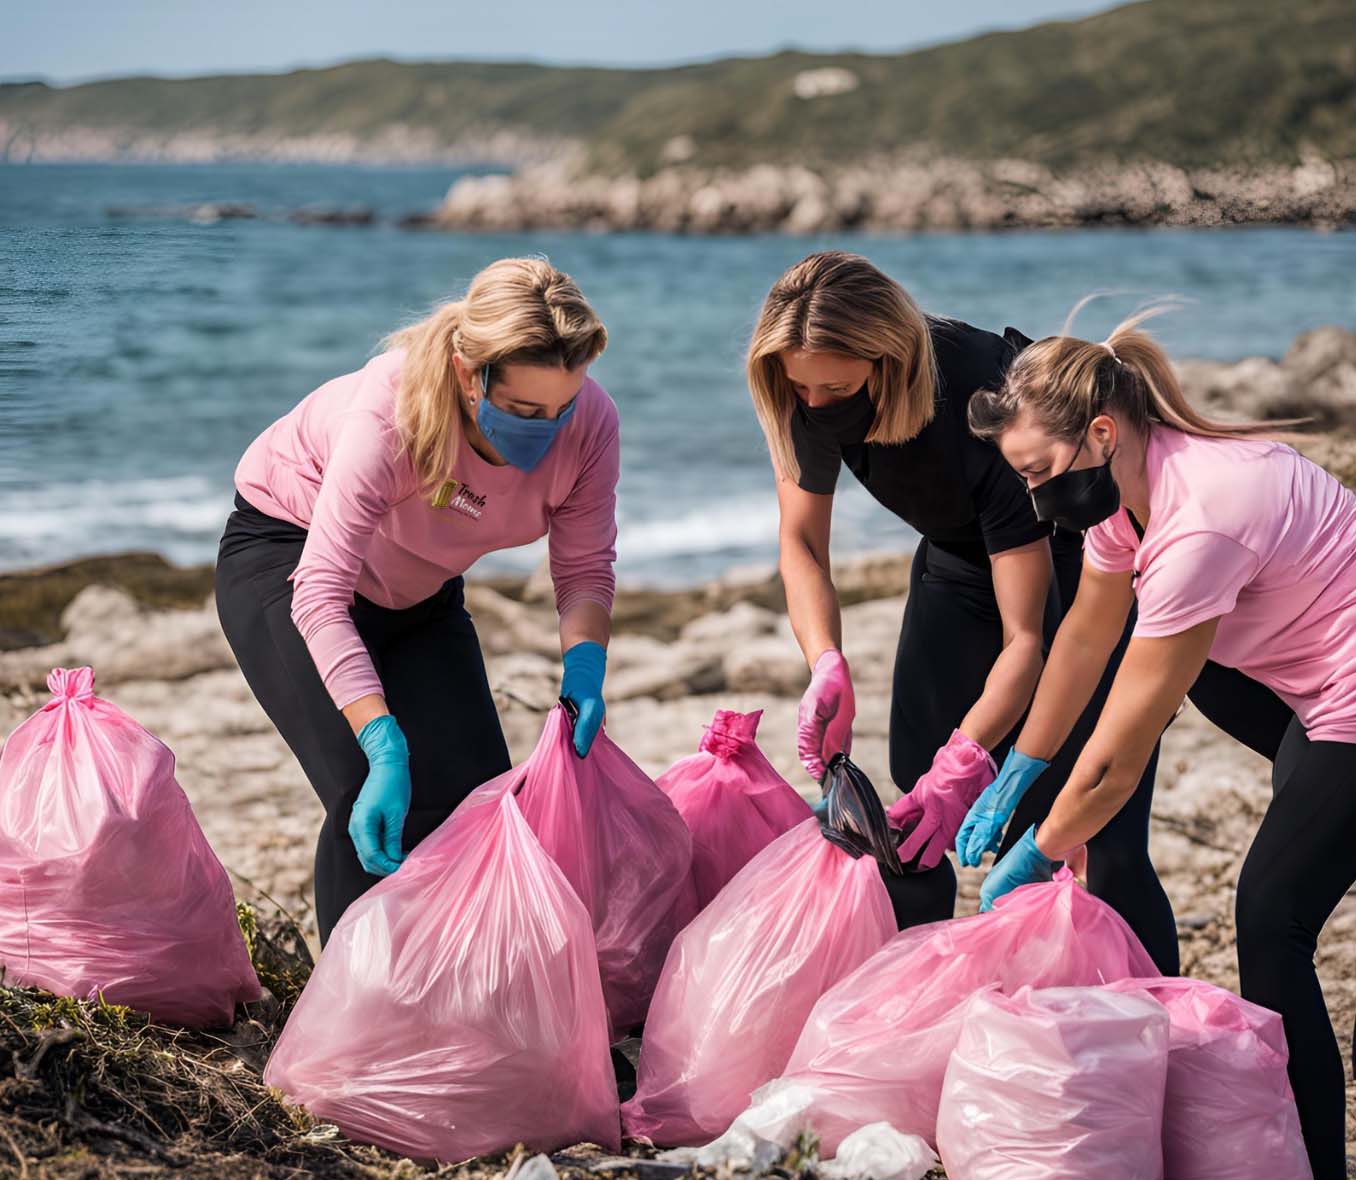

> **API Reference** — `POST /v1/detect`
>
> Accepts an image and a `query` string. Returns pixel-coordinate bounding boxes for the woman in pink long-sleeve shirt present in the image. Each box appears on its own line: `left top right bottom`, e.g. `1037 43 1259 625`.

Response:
215 258 620 941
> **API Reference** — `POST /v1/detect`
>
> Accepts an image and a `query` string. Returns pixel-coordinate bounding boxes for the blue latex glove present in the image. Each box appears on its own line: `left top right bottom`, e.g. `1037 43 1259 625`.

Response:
561 640 607 757
956 748 1051 867
978 824 1055 912
348 714 411 877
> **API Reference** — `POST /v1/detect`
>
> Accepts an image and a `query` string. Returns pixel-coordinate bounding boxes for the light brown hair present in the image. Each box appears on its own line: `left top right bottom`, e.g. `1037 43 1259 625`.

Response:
969 304 1292 445
382 257 607 492
747 252 937 481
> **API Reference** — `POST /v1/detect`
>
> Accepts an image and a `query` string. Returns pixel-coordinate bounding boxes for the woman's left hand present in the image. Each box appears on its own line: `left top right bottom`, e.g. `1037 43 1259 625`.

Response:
887 729 997 870
978 824 1056 911
561 640 607 756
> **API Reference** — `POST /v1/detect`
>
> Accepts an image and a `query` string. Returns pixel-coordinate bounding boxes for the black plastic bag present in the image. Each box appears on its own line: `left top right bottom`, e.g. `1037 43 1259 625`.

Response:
818 754 952 932
817 753 905 876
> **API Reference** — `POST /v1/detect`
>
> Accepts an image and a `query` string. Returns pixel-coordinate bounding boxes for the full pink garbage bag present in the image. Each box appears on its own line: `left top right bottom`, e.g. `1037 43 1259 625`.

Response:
264 777 620 1162
655 708 811 927
0 667 259 1026
741 868 1159 1153
936 985 1169 1180
1105 977 1312 1180
514 705 691 1036
621 819 896 1146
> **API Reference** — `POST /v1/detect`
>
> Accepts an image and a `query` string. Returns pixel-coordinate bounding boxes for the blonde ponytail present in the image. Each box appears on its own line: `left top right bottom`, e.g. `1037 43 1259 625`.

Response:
383 301 467 494
969 302 1301 445
381 257 608 493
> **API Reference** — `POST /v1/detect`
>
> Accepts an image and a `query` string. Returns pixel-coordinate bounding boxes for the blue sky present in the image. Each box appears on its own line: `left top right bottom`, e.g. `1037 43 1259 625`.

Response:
8 0 1119 84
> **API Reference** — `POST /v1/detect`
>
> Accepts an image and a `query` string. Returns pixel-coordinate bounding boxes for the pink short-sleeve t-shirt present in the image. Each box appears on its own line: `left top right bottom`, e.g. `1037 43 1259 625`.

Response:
1083 426 1356 742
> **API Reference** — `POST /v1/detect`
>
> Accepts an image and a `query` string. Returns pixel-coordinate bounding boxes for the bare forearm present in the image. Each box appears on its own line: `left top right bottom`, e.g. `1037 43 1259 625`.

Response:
959 633 1044 750
1034 745 1144 856
559 599 612 653
342 693 387 737
1034 624 1217 856
1016 622 1120 760
781 542 841 666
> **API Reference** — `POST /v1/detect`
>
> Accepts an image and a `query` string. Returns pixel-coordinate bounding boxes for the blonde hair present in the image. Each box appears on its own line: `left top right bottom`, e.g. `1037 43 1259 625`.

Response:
746 252 937 482
969 302 1295 445
382 257 607 492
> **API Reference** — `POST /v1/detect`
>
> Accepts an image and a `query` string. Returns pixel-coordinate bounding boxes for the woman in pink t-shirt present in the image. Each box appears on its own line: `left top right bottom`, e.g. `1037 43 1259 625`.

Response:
957 307 1356 1178
214 258 620 942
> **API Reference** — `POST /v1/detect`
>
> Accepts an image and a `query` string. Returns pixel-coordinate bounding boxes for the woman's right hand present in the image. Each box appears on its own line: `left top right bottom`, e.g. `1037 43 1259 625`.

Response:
797 649 856 782
956 747 1050 867
349 714 412 876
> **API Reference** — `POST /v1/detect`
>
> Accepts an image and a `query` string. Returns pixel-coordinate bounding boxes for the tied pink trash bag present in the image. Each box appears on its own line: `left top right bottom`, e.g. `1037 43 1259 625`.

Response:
621 817 897 1147
936 985 1169 1180
515 704 691 1037
0 667 259 1026
655 709 811 927
264 777 620 1163
1105 977 1312 1180
740 868 1159 1154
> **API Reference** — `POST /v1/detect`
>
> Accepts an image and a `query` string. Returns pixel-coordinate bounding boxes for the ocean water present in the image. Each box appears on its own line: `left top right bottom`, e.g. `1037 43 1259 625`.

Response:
3 162 1354 585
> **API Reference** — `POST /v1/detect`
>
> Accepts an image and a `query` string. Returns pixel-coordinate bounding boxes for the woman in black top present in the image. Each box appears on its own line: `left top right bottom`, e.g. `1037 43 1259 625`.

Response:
747 251 1177 968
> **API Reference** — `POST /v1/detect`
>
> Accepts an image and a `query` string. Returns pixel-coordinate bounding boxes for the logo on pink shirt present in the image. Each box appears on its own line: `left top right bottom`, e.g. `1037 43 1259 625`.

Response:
432 479 487 520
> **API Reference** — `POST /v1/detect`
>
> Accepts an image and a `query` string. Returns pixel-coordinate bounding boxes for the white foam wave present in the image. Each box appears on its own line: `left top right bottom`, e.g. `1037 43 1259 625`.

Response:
0 474 234 571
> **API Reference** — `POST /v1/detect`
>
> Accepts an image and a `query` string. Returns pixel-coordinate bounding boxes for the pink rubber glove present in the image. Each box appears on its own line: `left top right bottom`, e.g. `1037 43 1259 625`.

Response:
886 729 997 871
797 649 855 783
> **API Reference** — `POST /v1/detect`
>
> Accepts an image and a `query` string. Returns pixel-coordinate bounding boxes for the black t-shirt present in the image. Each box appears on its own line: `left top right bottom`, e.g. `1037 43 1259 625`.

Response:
789 317 1050 567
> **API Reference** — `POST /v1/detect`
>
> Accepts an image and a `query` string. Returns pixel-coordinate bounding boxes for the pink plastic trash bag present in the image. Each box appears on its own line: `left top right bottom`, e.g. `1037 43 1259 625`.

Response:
264 777 620 1163
741 868 1159 1154
656 708 811 926
514 704 691 1036
0 667 259 1026
621 818 896 1146
936 985 1169 1180
1105 977 1312 1180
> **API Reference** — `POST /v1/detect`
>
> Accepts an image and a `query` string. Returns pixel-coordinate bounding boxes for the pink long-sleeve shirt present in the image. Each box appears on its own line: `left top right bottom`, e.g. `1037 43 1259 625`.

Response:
234 349 620 709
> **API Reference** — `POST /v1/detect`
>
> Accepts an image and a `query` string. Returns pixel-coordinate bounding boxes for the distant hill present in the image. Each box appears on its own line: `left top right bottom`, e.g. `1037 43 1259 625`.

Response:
2 0 1353 171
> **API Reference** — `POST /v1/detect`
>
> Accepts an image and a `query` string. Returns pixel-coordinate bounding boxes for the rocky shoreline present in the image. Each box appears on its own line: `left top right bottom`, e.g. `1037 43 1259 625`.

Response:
41 150 1356 235
3 328 1356 1164
418 154 1356 234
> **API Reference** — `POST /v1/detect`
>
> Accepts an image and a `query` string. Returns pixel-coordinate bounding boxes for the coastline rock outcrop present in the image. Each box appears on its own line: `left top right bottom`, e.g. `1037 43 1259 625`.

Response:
1179 325 1356 431
425 154 1356 234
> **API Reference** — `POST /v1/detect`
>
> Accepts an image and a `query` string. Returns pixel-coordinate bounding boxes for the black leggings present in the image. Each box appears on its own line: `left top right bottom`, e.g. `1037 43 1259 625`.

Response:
1187 664 1356 1180
884 536 1180 975
214 496 511 943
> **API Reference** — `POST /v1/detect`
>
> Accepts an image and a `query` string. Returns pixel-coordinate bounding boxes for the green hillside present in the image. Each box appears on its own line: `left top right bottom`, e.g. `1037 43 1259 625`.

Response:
2 0 1353 171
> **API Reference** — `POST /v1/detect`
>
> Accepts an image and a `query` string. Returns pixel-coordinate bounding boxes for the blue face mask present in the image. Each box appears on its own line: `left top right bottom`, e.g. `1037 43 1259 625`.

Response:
476 366 577 472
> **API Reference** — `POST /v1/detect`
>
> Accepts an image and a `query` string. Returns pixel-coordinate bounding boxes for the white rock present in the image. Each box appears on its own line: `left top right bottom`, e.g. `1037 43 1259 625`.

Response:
679 600 780 647
486 651 560 713
792 68 860 100
723 635 807 696
60 584 141 632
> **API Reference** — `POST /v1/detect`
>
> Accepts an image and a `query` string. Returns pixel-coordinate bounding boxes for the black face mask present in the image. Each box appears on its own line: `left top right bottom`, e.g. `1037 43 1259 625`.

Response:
799 384 875 446
1029 435 1121 532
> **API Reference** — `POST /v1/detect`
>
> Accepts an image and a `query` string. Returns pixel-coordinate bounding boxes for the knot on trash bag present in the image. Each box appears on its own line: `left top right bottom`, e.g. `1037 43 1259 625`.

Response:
698 709 763 758
818 753 906 877
45 666 96 708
